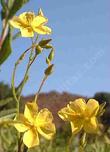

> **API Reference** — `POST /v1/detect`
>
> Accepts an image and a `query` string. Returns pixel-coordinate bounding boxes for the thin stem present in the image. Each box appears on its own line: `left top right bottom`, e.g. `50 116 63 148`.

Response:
11 46 34 113
12 64 19 112
18 36 39 102
17 38 37 101
18 60 30 101
78 132 87 152
34 34 39 44
0 120 21 126
34 75 48 102
66 134 74 152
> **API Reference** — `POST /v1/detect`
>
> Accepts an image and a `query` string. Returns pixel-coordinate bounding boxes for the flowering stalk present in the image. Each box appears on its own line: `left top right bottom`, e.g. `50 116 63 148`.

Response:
34 75 48 103
11 44 36 113
9 9 56 151
79 132 87 152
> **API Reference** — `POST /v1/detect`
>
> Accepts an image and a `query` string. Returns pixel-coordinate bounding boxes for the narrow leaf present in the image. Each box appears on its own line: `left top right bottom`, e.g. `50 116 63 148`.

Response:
8 0 29 19
0 29 12 65
0 108 17 118
0 97 13 107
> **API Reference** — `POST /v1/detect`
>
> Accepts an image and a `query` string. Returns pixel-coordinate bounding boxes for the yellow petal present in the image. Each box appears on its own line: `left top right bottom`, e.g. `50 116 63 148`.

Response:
37 123 56 140
14 114 29 132
14 123 29 132
24 102 38 123
85 99 99 117
33 25 52 35
36 108 53 125
20 27 34 37
58 107 76 121
71 120 83 134
23 129 39 148
36 109 55 140
32 15 48 27
83 117 99 134
68 98 86 114
9 16 26 28
19 12 35 25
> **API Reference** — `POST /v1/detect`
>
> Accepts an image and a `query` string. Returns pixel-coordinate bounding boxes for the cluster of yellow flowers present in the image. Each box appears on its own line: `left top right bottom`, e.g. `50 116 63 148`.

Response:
14 98 101 148
10 10 104 149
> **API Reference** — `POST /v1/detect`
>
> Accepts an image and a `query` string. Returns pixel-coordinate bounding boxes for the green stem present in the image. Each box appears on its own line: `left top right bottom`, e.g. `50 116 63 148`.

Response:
18 48 36 101
34 75 48 102
17 60 30 102
79 132 87 152
18 36 39 101
11 46 34 113
0 120 21 126
66 134 74 152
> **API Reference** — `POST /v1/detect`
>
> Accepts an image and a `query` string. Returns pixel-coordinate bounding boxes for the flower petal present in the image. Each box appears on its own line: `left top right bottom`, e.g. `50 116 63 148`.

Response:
24 102 38 123
23 129 39 148
32 15 48 27
85 99 99 117
36 108 53 125
83 117 99 134
68 98 86 114
37 123 56 140
14 114 29 132
71 120 83 134
58 107 76 121
20 27 34 37
33 25 52 35
19 12 35 25
36 109 55 140
9 16 25 28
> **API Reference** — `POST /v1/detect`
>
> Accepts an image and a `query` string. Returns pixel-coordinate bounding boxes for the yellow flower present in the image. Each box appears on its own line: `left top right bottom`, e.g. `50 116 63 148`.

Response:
14 102 55 148
10 10 52 37
58 98 100 134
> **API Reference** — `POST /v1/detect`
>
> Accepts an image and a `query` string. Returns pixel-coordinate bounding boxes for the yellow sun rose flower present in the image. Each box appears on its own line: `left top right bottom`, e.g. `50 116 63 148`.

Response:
58 98 100 134
14 102 55 148
9 9 52 37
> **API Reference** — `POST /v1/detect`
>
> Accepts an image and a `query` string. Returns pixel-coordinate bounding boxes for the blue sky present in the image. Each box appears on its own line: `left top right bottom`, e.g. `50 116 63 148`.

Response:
0 0 110 97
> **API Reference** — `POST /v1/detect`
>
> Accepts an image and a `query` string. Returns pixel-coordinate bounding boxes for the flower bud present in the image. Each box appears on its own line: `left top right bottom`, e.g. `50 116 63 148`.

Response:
46 57 50 65
38 8 44 16
45 64 54 76
39 39 52 48
35 45 43 55
48 48 54 61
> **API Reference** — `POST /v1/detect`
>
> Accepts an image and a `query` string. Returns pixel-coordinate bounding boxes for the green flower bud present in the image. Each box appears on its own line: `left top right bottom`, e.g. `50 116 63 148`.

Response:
36 45 43 55
46 57 50 65
45 64 54 76
44 44 53 49
48 48 54 61
39 39 52 47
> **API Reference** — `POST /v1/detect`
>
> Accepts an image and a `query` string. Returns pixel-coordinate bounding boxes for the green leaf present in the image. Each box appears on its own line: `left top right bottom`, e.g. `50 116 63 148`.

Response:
1 0 7 10
8 0 15 9
0 97 13 107
0 113 16 120
0 29 12 65
0 0 8 19
0 108 17 118
8 0 29 19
